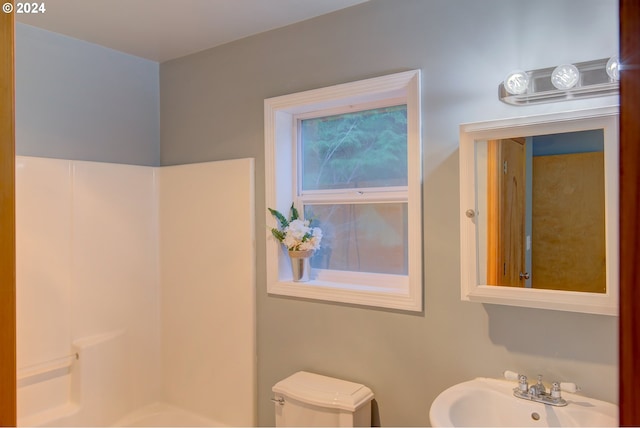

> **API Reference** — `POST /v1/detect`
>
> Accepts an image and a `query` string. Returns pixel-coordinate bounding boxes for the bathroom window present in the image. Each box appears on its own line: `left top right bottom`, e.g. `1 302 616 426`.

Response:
265 70 422 311
298 104 408 276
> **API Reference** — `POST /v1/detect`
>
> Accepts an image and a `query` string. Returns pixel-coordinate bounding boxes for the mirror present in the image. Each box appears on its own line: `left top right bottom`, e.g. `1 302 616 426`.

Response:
459 107 618 315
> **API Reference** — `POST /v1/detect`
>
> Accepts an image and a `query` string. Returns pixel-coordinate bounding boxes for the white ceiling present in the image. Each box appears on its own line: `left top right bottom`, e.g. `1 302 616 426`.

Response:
16 0 368 62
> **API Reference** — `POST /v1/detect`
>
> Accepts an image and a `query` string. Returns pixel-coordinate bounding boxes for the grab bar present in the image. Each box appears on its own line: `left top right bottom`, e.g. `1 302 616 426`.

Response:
17 352 79 387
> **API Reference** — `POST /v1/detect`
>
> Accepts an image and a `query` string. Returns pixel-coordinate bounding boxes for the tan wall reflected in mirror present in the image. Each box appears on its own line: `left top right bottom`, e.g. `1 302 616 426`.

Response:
532 150 606 293
482 129 606 293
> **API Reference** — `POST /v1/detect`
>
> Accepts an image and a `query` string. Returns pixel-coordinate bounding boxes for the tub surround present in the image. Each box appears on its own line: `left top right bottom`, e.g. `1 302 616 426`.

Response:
159 160 256 425
16 157 158 424
16 156 256 426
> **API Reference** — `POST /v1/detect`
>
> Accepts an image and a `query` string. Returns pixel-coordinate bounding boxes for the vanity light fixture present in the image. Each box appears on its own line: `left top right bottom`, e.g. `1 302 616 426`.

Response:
499 56 620 105
503 70 530 95
551 64 580 90
606 55 620 81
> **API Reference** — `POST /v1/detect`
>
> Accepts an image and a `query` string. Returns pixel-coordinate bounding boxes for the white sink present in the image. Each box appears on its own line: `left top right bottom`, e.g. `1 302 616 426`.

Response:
429 377 618 427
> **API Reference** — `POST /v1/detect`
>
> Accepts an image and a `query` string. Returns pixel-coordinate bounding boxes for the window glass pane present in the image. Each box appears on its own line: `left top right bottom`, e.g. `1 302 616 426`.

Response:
300 105 408 191
305 203 408 275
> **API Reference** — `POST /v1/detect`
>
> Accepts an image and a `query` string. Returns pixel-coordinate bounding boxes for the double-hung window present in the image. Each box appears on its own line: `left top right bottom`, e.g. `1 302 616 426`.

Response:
265 70 422 311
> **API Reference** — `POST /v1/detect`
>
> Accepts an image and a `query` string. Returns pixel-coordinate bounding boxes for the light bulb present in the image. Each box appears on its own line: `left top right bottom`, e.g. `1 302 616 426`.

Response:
551 64 580 90
503 70 530 95
606 55 620 81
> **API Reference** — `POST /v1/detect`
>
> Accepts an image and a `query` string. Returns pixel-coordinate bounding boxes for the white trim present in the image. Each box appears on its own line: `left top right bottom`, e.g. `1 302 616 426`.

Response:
294 97 407 121
265 70 422 312
300 189 408 204
459 106 619 316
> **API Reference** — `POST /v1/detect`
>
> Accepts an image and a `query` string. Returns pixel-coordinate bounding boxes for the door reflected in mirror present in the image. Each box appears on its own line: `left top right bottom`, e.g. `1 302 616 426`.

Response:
476 129 606 293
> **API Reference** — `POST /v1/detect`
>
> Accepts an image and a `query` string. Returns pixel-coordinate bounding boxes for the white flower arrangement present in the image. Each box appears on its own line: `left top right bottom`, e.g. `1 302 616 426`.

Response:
268 204 322 252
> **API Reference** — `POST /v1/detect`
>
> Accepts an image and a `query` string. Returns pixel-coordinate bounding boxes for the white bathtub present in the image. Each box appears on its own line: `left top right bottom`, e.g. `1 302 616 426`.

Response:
113 403 222 427
18 330 129 427
18 331 243 427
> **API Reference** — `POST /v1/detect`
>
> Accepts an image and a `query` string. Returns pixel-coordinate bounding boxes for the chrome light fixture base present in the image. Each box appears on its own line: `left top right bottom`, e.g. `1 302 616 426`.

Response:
499 57 619 106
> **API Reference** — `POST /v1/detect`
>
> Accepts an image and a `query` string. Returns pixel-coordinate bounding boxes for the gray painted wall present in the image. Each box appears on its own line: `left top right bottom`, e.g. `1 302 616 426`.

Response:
160 1 618 426
16 24 160 166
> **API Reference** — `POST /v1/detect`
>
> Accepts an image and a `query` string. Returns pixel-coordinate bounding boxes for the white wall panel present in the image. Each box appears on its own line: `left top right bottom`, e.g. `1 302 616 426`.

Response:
15 156 72 369
159 158 256 426
71 160 160 410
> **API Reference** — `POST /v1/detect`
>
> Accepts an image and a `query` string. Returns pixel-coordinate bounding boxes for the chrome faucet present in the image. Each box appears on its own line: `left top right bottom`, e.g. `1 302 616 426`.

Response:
513 374 568 407
528 374 546 396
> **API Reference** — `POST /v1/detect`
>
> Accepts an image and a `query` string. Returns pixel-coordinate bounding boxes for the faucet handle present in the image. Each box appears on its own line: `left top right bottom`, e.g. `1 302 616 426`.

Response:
518 374 529 392
560 382 581 393
503 370 519 381
551 382 562 399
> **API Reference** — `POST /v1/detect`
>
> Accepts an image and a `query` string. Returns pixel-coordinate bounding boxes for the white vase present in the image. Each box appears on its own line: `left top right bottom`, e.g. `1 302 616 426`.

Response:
288 250 313 282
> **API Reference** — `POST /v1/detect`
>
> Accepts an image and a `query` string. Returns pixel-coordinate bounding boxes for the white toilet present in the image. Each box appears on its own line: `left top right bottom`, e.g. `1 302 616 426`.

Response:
272 371 374 427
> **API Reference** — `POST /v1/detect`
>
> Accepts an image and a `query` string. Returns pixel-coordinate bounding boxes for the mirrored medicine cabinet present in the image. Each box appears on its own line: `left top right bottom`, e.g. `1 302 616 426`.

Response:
459 106 618 315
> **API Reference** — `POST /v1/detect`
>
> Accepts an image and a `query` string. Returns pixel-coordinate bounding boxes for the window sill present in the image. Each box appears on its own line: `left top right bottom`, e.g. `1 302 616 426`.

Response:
267 277 421 312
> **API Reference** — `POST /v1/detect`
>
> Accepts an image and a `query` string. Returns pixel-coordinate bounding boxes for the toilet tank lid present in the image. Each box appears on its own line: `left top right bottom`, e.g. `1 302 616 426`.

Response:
272 371 374 412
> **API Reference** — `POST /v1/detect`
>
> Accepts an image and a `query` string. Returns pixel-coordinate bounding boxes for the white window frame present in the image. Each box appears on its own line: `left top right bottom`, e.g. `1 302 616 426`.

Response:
265 70 422 311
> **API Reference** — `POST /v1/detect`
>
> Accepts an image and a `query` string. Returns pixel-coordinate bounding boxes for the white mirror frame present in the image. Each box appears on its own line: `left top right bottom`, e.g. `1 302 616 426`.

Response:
459 106 619 316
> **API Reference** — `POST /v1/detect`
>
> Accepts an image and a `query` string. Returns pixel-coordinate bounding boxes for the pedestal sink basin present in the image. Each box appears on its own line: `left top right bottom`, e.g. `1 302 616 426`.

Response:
429 377 618 427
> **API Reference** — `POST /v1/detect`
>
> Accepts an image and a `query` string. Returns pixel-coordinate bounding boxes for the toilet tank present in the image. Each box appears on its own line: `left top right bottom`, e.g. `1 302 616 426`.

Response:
272 371 374 427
